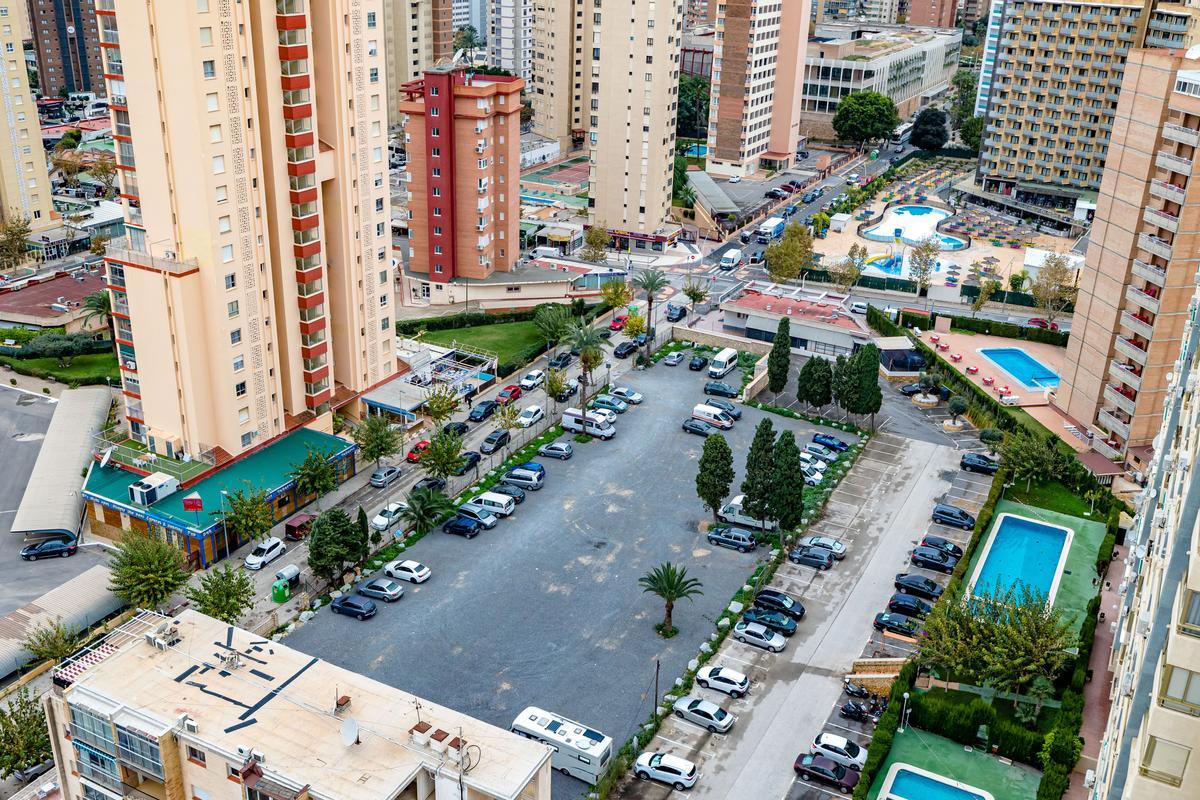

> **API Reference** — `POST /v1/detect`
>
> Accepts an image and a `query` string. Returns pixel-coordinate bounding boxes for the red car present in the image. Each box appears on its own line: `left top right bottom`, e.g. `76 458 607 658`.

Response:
608 315 628 331
405 441 431 463
496 385 523 404
1026 318 1060 331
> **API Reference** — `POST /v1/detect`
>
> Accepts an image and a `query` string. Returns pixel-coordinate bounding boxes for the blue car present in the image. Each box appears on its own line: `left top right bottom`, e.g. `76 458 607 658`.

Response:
330 595 378 620
812 433 849 452
517 461 546 477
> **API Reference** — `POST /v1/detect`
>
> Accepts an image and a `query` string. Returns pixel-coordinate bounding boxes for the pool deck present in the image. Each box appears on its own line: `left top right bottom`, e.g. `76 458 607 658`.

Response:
918 330 1067 409
866 728 1041 800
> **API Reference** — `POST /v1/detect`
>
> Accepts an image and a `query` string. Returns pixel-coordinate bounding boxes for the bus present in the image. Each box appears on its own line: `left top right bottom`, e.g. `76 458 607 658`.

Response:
510 706 613 783
890 122 914 146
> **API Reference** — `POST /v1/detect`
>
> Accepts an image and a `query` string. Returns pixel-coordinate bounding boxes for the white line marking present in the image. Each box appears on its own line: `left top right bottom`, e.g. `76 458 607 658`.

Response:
716 652 759 667
653 734 697 750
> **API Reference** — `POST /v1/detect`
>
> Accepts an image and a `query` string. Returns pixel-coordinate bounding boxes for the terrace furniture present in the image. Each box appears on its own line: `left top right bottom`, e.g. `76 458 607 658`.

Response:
982 376 995 386
951 353 963 363
929 334 940 343
966 365 979 375
938 343 951 352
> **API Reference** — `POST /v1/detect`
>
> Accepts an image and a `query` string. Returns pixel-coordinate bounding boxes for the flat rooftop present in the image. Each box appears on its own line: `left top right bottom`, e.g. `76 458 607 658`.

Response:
57 610 551 800
722 282 871 335
0 269 107 320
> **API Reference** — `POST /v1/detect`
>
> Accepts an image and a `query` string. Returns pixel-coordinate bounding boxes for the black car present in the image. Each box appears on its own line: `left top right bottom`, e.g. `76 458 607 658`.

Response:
443 421 469 437
789 544 834 571
452 450 482 475
689 356 709 371
911 546 958 574
20 538 77 560
894 573 944 601
665 305 687 322
932 503 976 530
468 400 499 422
754 589 806 620
888 593 933 618
489 483 526 503
682 418 716 437
635 332 649 347
413 476 447 493
555 381 579 402
874 612 920 636
704 381 739 398
481 430 510 454
742 607 797 637
704 397 742 420
921 534 964 559
330 595 378 620
443 516 482 538
797 150 810 160
739 232 752 244
547 352 573 370
960 452 999 475
614 341 639 358
899 383 923 396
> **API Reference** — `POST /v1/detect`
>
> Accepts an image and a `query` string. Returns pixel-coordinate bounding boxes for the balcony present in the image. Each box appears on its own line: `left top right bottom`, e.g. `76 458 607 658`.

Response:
1132 258 1168 287
1115 336 1149 365
1110 360 1143 391
1149 178 1187 204
1144 206 1180 233
1126 284 1162 315
1098 408 1132 440
1162 122 1200 147
1091 435 1125 461
1121 310 1156 340
1156 150 1192 175
1139 232 1174 260
1104 384 1139 416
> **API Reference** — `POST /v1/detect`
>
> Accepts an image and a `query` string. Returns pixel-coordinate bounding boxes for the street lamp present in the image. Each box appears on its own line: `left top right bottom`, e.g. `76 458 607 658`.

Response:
899 691 910 733
604 361 612 391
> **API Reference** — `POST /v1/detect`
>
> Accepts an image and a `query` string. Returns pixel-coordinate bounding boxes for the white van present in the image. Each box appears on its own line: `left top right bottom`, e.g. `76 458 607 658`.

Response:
719 248 743 270
718 494 779 530
692 403 734 430
708 347 739 378
562 408 616 439
83 100 109 119
471 491 516 518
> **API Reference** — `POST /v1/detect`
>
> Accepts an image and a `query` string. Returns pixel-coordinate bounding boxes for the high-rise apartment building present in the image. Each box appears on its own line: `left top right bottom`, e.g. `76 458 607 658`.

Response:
45 609 553 800
98 0 395 461
399 67 522 301
0 1 53 231
907 0 956 27
383 1 455 129
705 0 810 179
1054 48 1200 466
489 0 531 79
685 0 717 27
973 0 1005 117
26 0 103 98
814 0 906 24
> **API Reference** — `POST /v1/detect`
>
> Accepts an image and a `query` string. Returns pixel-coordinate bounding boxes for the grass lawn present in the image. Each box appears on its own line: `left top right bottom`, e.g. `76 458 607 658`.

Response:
418 321 543 366
1 352 120 383
915 687 1060 733
866 728 1042 800
1006 479 1099 520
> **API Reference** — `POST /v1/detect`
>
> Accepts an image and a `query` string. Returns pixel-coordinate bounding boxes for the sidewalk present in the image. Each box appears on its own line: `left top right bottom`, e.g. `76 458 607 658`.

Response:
1068 550 1120 799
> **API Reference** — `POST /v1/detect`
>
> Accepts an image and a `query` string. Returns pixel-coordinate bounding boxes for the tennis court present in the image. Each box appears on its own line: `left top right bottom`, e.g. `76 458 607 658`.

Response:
522 156 590 196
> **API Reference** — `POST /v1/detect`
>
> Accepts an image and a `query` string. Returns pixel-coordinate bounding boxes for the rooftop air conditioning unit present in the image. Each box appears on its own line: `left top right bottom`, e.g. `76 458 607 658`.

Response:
184 718 199 734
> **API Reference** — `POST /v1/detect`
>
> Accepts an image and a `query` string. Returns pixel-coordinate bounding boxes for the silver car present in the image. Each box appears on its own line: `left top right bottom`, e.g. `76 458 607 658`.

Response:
733 621 786 653
537 441 574 460
797 534 847 560
662 351 685 366
672 695 735 733
357 578 404 602
611 386 644 404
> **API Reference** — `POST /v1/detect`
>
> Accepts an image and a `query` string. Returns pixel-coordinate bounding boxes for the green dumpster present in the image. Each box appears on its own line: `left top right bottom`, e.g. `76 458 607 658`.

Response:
272 579 290 603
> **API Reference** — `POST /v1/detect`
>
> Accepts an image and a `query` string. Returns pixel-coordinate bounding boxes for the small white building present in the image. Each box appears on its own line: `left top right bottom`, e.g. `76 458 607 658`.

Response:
719 281 873 358
1023 247 1084 281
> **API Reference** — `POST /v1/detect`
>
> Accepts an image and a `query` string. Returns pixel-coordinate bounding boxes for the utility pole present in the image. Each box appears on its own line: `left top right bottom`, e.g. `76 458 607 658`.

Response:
654 658 660 711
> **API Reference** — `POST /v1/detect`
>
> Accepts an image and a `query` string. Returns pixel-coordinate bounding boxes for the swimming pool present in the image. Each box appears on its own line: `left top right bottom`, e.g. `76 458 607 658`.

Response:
862 205 968 251
967 513 1073 604
879 763 994 800
684 143 708 157
978 347 1060 389
520 194 558 206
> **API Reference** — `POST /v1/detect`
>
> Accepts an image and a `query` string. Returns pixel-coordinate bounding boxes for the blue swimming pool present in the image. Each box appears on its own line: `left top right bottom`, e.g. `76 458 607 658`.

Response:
520 194 557 206
861 205 968 251
684 143 708 157
881 765 993 800
978 347 1060 389
968 513 1072 603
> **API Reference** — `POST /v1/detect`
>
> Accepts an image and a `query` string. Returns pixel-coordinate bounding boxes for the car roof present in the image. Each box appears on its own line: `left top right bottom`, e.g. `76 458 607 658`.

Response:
816 732 850 748
656 753 695 771
706 665 746 681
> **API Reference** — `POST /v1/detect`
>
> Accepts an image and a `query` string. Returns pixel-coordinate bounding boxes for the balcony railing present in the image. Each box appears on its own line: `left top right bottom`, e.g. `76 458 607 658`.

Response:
1092 436 1125 461
1115 336 1149 365
1132 258 1168 287
1145 206 1180 233
1110 360 1142 391
1098 408 1132 440
1163 122 1200 147
1121 310 1155 340
1104 384 1138 416
1150 178 1187 205
1139 232 1174 260
1126 284 1162 315
1156 150 1192 175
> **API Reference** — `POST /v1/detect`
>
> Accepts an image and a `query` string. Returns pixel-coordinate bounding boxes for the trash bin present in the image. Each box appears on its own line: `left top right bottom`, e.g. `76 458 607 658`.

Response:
272 579 290 603
275 563 301 588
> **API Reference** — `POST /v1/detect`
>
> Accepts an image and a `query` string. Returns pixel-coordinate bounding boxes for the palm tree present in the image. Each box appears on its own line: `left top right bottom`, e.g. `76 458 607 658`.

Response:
565 320 609 400
638 562 704 634
400 487 455 537
632 268 670 358
80 290 114 342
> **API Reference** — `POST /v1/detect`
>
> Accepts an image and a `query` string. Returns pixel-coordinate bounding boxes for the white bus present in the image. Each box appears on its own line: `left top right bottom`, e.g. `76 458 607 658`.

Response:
708 347 739 378
510 706 613 783
890 122 914 146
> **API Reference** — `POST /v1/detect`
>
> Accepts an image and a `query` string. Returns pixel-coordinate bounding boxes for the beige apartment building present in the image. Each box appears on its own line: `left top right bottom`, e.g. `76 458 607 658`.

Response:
907 0 956 28
1054 48 1200 465
705 0 810 178
1085 281 1200 798
814 0 906 25
383 0 455 129
0 1 53 232
99 0 395 461
399 66 523 302
46 609 553 800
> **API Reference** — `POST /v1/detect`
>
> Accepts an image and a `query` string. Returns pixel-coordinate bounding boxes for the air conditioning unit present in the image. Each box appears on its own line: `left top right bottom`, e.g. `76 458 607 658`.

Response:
184 718 199 734
475 145 486 154
251 750 265 764
128 472 180 506
124 360 137 370
236 745 252 760
163 250 176 260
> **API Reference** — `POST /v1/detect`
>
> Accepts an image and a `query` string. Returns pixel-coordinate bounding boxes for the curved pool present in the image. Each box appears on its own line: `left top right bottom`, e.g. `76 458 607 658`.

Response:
862 205 968 251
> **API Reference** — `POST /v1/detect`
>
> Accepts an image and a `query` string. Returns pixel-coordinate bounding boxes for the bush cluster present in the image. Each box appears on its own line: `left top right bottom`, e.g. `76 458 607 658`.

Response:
908 693 1045 764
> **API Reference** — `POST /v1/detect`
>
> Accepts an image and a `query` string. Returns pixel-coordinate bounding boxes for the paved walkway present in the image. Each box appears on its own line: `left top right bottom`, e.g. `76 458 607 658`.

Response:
1068 551 1121 799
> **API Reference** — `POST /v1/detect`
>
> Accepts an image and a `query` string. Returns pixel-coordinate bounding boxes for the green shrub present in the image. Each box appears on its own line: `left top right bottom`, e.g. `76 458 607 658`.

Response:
1040 727 1082 769
1036 764 1072 800
910 693 993 745
992 719 1044 765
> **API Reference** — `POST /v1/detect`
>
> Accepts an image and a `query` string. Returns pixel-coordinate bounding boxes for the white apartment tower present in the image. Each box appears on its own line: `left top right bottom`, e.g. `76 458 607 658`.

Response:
490 0 532 78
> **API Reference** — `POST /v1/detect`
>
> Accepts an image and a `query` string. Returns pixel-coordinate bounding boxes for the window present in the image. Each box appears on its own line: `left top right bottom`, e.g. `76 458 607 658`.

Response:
1181 590 1200 637
209 124 222 143
366 11 376 27
230 329 242 345
431 127 440 137
1141 736 1190 787
186 745 206 765
224 273 236 289
233 356 244 372
206 92 219 111
202 60 215 79
238 407 250 424
1162 664 1200 714
379 270 387 284
227 300 239 318
197 0 209 10
215 185 228 203
241 432 254 447
199 27 212 46
380 295 388 307
218 215 231 233
221 245 234 263
381 317 390 331
235 381 247 397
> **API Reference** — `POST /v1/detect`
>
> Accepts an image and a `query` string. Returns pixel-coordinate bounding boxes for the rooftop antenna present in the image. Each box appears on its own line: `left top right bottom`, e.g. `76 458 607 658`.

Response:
340 717 360 747
414 699 424 725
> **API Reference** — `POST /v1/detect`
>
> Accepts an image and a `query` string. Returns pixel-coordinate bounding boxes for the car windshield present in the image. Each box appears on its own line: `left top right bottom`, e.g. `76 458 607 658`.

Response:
251 545 267 557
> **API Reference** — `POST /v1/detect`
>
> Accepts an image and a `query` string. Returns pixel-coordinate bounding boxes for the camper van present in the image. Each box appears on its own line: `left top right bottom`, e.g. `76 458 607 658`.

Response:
562 408 616 439
708 347 739 378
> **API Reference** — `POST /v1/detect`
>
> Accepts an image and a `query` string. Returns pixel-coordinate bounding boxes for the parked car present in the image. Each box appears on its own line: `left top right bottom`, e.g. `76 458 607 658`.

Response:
794 753 860 794
888 593 933 617
706 525 757 552
911 546 958 574
538 441 574 460
696 665 750 697
516 461 546 476
243 537 285 570
20 537 77 560
733 621 786 652
455 503 498 530
489 483 526 503
608 314 628 331
405 440 431 462
330 594 378 620
369 465 402 488
894 573 944 600
754 589 806 620
496 385 523 405
932 503 976 529
742 607 797 637
442 516 482 538
873 612 920 637
804 442 838 463
921 534 964 559
611 386 644 404
789 544 834 570
517 404 545 428
614 341 639 358
547 352 573 370
468 400 499 422
371 502 408 531
673 696 735 733
481 429 511 454
960 452 999 474
747 249 765 266
796 534 846 560
554 378 580 402
682 418 717 437
634 752 699 791
1026 317 1060 330
704 381 739 398
519 369 546 390
384 559 431 583
665 305 686 322
502 467 544 490
704 397 741 419
812 732 868 770
898 383 924 397
452 451 482 475
413 476 447 493
812 433 849 452
358 578 404 602
442 421 469 438
663 351 686 366
689 355 709 371
592 394 629 413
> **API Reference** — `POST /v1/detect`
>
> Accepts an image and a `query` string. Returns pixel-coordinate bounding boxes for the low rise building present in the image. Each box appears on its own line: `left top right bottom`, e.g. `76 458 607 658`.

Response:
0 269 108 333
720 282 873 357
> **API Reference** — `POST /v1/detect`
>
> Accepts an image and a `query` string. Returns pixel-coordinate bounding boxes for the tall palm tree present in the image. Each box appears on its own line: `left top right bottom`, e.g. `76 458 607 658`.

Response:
400 487 455 537
638 562 704 634
565 320 609 399
80 290 114 342
632 268 670 358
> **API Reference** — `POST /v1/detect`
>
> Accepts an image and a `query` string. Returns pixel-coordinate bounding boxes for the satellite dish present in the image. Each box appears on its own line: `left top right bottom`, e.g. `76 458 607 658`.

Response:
1187 44 1200 60
341 717 359 747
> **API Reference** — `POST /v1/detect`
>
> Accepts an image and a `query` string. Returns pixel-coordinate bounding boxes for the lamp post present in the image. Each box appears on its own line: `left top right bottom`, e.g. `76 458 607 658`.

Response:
219 489 231 560
604 361 612 391
899 691 910 733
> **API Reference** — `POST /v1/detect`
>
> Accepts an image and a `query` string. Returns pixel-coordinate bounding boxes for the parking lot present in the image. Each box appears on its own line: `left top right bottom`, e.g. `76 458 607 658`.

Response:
283 362 860 798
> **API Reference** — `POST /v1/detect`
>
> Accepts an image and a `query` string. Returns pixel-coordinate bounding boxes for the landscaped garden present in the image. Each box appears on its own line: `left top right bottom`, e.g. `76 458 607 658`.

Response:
418 320 544 365
865 727 1041 800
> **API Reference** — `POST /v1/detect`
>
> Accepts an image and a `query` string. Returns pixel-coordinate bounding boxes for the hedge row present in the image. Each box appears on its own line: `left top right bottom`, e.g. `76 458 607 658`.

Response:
803 267 920 294
960 283 1074 313
395 308 537 335
900 309 1070 347
852 660 919 800
0 325 64 346
909 693 1044 765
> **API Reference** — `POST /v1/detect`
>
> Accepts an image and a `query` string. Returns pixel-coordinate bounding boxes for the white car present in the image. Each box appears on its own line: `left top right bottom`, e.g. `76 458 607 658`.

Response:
243 537 285 570
384 559 431 583
371 502 408 531
799 452 828 472
695 665 749 698
519 370 545 390
801 464 824 486
733 621 786 653
727 176 742 184
662 351 685 366
812 732 868 770
517 404 545 428
672 695 735 733
610 386 644 405
588 407 618 425
797 534 847 560
634 752 699 791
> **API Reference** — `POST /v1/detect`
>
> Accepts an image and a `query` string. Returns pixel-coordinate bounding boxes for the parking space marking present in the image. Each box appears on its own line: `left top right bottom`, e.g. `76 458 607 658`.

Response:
670 717 729 738
786 778 850 800
821 720 873 739
716 651 761 667
653 734 697 751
